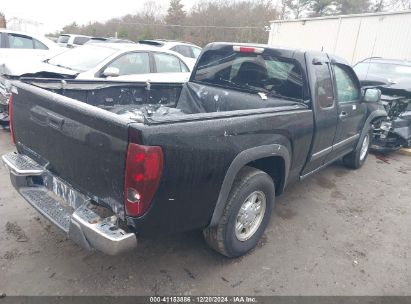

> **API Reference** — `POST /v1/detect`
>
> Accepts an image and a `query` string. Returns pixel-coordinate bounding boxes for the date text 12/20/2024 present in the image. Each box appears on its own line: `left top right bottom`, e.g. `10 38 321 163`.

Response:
149 296 258 303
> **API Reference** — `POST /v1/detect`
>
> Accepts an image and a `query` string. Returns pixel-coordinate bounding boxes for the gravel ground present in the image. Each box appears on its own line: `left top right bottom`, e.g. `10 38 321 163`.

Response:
0 129 410 296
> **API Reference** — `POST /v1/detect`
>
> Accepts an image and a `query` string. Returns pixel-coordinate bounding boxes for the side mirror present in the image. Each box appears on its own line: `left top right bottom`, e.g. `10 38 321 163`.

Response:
363 88 381 102
102 67 120 77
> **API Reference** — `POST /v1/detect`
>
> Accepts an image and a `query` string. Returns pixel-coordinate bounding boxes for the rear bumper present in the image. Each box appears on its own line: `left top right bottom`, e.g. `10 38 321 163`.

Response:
2 152 137 255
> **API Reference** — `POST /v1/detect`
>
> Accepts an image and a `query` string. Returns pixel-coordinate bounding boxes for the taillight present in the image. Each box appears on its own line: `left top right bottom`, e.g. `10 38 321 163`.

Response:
233 45 264 54
8 94 15 145
124 143 163 217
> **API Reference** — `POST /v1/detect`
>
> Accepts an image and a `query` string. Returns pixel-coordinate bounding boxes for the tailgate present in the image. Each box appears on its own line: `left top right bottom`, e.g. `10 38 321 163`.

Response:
11 81 130 217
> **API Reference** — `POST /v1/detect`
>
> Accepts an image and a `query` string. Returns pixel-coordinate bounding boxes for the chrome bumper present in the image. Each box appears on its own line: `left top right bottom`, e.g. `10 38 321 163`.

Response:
2 152 137 255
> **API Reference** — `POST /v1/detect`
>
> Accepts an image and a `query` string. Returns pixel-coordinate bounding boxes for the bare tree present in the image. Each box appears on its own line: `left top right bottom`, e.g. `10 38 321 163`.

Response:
279 0 293 19
0 12 6 28
56 0 281 45
369 0 411 11
288 0 311 18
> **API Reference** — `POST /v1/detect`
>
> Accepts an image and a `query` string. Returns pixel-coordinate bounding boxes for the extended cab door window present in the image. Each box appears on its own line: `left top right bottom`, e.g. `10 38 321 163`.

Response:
106 52 150 76
315 63 334 109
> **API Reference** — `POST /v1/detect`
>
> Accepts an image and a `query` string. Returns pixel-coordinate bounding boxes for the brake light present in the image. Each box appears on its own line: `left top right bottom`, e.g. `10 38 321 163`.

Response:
8 94 15 145
233 46 264 54
124 143 163 217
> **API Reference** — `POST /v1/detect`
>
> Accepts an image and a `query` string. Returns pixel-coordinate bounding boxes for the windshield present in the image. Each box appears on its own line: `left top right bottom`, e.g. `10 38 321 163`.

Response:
47 45 118 72
354 62 411 81
193 48 304 101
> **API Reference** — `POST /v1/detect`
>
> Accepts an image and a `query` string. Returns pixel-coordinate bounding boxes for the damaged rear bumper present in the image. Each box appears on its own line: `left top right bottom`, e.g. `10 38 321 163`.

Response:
2 152 137 255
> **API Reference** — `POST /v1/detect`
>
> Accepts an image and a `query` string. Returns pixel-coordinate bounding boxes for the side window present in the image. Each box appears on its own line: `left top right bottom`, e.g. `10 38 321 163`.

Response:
154 53 186 73
73 36 90 45
0 33 3 48
107 52 150 76
333 64 360 103
175 45 192 58
313 63 334 108
8 34 34 49
34 39 48 50
191 47 201 59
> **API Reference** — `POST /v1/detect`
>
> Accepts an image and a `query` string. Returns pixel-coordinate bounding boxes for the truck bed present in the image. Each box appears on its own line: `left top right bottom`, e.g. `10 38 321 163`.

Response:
23 78 304 124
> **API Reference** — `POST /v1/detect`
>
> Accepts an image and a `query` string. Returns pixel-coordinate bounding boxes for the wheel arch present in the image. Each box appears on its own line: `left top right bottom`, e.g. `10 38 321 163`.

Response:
355 109 387 151
207 144 291 227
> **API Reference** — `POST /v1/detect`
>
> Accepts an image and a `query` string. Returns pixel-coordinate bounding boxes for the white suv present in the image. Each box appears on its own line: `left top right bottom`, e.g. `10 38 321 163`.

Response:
57 34 91 48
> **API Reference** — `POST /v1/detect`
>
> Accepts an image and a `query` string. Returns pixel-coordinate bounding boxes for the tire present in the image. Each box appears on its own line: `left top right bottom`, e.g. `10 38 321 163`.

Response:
203 166 275 258
343 128 372 169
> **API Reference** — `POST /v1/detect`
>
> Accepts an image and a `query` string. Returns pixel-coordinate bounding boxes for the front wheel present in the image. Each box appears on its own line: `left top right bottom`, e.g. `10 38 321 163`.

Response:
343 129 371 169
203 166 275 258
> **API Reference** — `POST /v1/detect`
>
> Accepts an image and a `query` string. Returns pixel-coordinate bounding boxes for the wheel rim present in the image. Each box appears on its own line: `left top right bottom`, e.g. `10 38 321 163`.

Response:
235 191 267 242
360 134 369 161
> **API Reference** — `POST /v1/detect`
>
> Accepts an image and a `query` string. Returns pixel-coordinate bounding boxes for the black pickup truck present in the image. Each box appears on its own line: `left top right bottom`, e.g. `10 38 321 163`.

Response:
2 43 386 257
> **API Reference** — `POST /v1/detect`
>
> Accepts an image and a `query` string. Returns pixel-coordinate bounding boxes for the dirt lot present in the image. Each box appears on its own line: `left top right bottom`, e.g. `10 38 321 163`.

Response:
0 128 410 296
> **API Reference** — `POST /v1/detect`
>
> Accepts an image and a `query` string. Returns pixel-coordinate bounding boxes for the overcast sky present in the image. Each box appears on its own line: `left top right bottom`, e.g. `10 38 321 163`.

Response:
2 0 196 34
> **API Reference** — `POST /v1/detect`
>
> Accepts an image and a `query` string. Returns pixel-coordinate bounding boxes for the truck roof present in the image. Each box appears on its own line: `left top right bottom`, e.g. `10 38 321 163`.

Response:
205 42 350 65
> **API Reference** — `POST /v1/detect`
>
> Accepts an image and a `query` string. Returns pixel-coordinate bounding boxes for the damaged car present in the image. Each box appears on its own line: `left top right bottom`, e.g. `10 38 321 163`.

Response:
354 58 411 151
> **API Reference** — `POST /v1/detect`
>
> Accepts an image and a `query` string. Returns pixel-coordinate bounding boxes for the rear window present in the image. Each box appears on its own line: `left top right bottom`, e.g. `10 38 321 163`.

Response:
57 35 69 44
48 44 118 72
193 49 304 100
73 36 90 45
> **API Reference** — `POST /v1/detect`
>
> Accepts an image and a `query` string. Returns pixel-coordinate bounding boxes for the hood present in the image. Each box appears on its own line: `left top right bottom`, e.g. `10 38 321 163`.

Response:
377 79 411 99
358 73 391 86
0 59 78 78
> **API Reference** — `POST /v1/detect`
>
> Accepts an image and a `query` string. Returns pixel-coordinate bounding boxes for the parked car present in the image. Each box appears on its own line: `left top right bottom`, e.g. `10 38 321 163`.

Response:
139 39 202 66
86 37 136 44
0 29 62 64
57 34 91 48
0 43 194 82
354 58 411 151
2 43 385 257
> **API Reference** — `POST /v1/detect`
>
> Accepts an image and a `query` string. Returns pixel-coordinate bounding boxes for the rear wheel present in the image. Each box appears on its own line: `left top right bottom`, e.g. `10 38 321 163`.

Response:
343 129 371 169
203 166 275 258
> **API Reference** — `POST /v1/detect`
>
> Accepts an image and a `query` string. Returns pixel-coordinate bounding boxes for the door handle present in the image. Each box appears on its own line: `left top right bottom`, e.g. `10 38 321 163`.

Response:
339 111 348 118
